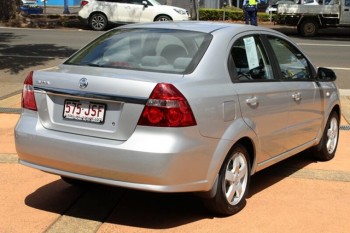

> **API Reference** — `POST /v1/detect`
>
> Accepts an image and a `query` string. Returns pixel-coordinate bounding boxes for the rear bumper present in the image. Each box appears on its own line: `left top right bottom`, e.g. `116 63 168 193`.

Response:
15 111 219 193
78 16 89 25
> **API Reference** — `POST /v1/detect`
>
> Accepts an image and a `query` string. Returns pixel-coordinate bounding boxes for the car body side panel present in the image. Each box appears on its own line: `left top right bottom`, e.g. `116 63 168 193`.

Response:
285 81 322 149
234 82 292 162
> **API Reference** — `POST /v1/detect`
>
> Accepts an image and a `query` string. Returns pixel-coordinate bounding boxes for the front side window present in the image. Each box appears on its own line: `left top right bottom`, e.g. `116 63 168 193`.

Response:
229 35 275 82
268 36 313 81
65 28 212 74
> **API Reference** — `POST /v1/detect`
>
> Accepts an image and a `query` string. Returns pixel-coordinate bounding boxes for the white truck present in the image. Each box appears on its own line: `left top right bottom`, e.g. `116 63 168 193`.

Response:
276 0 350 36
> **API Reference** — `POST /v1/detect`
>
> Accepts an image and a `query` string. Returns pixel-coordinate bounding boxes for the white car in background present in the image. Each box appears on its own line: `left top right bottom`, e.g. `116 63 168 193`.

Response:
78 0 190 31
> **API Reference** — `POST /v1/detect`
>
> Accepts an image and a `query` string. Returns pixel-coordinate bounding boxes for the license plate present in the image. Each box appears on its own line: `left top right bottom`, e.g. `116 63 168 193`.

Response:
63 100 106 124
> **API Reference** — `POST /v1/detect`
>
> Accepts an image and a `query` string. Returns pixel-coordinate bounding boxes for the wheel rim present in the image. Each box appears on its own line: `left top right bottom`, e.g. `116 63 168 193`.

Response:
304 22 316 35
223 152 248 205
92 15 105 30
326 117 338 154
157 17 170 21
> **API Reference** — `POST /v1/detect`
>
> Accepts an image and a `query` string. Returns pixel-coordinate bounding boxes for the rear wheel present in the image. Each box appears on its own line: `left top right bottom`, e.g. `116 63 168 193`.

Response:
204 144 251 216
90 13 108 31
298 19 319 37
311 111 339 161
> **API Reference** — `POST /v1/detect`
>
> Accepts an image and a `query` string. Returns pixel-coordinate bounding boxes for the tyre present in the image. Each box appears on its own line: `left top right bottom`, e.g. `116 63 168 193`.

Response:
298 19 319 37
89 13 108 31
204 144 251 216
311 111 339 161
154 15 172 21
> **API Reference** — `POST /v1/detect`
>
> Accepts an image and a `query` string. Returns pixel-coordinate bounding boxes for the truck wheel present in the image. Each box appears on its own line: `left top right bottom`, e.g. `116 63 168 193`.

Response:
298 19 319 37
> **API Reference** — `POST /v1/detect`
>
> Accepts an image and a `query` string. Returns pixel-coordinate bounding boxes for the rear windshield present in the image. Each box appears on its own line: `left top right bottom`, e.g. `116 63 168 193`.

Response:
65 28 212 74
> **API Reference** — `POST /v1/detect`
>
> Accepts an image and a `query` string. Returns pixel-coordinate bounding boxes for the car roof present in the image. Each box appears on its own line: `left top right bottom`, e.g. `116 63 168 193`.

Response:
117 21 273 34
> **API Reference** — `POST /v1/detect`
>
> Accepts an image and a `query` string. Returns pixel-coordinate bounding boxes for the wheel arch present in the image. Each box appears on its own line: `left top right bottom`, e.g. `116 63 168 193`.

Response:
153 14 172 21
202 118 259 190
298 16 322 27
196 135 256 199
297 16 321 37
315 100 341 147
89 11 109 23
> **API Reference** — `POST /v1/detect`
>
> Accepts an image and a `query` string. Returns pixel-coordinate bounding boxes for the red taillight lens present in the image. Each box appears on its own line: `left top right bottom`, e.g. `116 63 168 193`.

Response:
81 0 89 7
22 71 37 111
138 83 196 127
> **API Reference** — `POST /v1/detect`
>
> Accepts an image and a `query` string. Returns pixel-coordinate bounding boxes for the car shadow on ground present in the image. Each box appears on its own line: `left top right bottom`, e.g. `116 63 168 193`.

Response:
248 151 318 197
23 151 317 229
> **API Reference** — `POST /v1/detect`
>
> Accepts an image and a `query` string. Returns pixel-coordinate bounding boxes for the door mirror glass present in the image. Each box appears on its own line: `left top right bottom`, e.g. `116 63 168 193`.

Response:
316 67 336 81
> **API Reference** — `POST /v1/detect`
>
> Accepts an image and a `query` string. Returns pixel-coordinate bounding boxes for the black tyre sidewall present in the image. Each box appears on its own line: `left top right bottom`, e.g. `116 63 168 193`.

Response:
300 19 319 37
207 144 251 216
90 13 107 31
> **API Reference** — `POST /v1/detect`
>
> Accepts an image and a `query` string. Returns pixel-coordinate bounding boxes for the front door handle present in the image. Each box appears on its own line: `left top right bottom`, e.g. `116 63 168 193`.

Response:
246 96 258 106
292 92 302 101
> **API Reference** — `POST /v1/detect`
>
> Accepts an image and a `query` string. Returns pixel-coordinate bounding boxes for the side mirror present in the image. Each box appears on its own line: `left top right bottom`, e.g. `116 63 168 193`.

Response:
316 67 336 82
142 0 148 7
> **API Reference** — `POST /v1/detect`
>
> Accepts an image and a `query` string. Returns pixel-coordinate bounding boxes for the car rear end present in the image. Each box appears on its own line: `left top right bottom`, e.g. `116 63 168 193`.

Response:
15 25 219 193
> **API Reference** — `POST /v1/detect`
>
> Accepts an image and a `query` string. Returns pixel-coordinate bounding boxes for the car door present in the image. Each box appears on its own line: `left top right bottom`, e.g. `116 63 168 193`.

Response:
117 0 152 23
95 0 120 22
266 35 322 150
340 0 350 24
229 34 292 163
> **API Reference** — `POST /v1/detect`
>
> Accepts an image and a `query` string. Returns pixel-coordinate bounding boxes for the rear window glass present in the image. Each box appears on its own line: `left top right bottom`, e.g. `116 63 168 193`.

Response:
65 28 212 74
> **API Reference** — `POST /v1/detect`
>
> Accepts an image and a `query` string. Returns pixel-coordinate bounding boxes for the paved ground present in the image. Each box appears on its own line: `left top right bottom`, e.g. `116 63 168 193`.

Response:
0 111 350 232
0 91 350 232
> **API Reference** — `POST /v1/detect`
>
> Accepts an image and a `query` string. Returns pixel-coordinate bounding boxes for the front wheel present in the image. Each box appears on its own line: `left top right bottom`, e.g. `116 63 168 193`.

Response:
311 111 339 161
204 144 251 216
154 15 172 21
89 13 108 31
298 19 319 37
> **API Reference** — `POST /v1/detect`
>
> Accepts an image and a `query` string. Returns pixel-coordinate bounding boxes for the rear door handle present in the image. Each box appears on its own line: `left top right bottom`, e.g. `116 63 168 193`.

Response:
246 96 258 106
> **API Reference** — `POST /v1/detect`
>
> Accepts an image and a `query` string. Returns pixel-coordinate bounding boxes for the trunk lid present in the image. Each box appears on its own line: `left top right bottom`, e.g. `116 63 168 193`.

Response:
33 65 182 140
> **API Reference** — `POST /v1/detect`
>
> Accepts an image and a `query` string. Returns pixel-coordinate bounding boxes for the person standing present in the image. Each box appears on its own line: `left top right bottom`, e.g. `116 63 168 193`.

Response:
243 0 260 26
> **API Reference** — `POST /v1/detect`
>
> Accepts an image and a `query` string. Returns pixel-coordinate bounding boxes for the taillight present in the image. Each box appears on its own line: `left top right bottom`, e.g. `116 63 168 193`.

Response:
138 83 196 127
22 71 37 111
81 0 89 7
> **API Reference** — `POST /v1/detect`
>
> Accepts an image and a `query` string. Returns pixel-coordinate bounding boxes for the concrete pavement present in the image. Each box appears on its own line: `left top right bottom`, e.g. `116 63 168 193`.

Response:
0 92 350 232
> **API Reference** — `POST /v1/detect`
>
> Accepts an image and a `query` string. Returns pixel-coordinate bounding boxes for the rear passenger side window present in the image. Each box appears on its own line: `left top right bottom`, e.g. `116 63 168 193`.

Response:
230 35 275 82
268 36 312 81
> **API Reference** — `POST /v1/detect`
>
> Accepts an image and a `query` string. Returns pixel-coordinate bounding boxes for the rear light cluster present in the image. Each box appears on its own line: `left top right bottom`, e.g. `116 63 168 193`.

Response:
80 0 89 7
22 71 37 111
138 83 197 127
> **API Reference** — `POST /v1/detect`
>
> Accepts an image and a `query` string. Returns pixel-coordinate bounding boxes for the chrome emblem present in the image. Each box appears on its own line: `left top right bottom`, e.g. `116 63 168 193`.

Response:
79 78 88 89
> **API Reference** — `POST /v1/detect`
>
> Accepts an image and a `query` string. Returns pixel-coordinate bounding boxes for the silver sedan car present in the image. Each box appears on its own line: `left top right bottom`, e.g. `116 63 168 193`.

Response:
15 21 340 215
